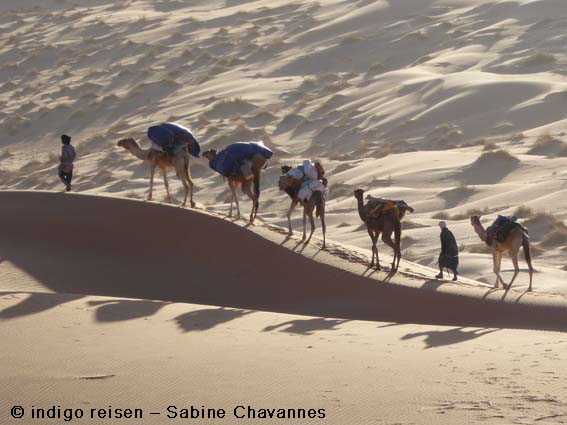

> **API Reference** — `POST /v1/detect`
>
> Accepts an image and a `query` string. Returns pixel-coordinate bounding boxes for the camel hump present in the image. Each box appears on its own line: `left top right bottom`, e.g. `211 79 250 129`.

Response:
489 215 524 243
148 123 200 158
364 197 411 219
210 142 273 177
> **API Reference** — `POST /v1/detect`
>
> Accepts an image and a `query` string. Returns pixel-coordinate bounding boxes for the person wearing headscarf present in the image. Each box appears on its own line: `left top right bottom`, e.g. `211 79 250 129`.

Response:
436 220 459 281
58 134 76 192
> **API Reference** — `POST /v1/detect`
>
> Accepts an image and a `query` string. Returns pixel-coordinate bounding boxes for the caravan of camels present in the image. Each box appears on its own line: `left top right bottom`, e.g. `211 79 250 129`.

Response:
115 121 535 292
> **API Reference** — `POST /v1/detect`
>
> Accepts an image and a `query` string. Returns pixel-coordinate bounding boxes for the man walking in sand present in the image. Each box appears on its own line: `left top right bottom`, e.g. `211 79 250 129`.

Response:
58 134 76 192
436 220 459 281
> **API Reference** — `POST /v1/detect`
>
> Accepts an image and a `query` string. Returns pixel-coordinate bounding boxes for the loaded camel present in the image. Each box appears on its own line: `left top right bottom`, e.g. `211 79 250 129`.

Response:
470 215 533 291
278 164 326 248
202 144 271 223
354 189 414 272
117 138 195 207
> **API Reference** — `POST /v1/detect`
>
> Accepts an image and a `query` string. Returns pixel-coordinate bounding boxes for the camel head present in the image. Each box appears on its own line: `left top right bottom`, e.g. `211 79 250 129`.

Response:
278 174 295 191
354 189 365 201
397 201 414 215
314 161 325 178
117 137 139 151
202 149 217 161
470 215 482 227
470 215 488 243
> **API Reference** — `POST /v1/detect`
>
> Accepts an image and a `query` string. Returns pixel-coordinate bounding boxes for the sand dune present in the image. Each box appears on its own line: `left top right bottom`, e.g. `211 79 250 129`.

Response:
2 191 567 424
1 1 566 422
1 191 566 331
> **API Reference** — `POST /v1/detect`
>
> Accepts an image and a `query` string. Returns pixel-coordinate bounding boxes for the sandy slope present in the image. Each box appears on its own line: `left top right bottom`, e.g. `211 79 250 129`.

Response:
1 192 567 424
1 191 566 328
0 0 565 287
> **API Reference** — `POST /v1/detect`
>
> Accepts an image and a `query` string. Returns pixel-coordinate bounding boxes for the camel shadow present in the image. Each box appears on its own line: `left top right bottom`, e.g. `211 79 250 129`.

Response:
174 307 254 332
87 299 166 322
361 266 378 277
0 292 84 320
279 235 293 246
263 318 350 335
420 279 444 291
481 287 500 299
402 327 500 349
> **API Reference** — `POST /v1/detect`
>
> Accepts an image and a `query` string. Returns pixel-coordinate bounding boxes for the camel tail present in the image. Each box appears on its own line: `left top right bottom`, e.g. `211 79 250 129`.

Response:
522 233 533 271
254 173 260 198
394 217 402 248
184 148 190 177
315 191 324 218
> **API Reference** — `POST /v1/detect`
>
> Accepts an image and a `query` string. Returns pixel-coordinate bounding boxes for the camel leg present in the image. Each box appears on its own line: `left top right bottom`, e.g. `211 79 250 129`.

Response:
301 207 307 241
185 152 195 208
179 164 194 208
148 165 155 201
251 155 265 221
381 232 398 272
230 188 239 218
374 231 381 270
241 181 256 223
185 176 195 208
320 202 326 249
394 221 402 271
162 168 172 204
367 228 375 266
492 250 499 288
508 253 520 291
287 199 297 235
234 184 242 219
176 161 191 208
522 234 534 292
305 206 315 244
493 250 505 288
497 251 506 287
252 171 260 221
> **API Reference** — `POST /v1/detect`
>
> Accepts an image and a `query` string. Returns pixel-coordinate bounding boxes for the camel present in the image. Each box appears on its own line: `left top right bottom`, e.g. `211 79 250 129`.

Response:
278 166 326 248
117 138 195 207
202 149 266 223
470 215 533 291
354 189 414 272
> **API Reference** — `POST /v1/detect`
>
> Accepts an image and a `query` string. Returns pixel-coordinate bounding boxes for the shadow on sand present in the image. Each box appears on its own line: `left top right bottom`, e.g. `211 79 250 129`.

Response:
1 192 566 334
402 327 500 349
174 307 254 332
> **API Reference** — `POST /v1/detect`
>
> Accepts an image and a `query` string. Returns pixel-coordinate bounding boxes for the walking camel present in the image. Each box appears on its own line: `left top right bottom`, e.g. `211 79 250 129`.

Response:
117 138 195 207
202 149 267 223
278 165 326 248
354 189 414 272
470 215 534 291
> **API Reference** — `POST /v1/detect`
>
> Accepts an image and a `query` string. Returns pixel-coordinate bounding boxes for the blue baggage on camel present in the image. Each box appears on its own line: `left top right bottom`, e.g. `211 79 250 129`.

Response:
209 142 273 177
147 122 200 158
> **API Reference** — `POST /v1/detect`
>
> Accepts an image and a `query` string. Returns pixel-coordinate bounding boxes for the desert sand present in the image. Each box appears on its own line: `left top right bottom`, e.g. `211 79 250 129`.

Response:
1 0 566 423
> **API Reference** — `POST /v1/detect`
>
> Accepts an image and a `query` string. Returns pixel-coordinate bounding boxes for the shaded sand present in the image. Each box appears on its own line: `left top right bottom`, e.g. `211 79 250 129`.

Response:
2 192 567 424
1 191 566 330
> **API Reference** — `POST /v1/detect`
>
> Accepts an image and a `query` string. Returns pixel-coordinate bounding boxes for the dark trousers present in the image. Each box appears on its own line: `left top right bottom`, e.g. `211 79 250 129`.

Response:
59 169 73 186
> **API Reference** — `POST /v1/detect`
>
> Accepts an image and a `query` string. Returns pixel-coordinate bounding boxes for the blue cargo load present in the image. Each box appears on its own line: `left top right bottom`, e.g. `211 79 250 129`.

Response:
147 122 200 158
209 141 273 177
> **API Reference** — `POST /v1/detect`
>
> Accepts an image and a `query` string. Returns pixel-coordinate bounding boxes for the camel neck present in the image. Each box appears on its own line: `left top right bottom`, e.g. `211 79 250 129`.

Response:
355 197 366 221
127 145 149 161
473 222 487 243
